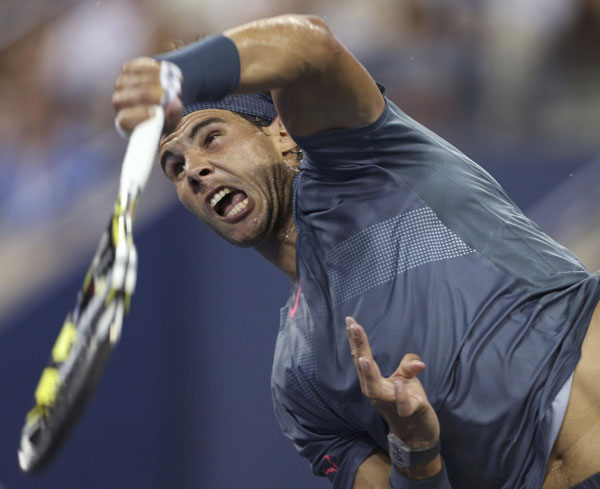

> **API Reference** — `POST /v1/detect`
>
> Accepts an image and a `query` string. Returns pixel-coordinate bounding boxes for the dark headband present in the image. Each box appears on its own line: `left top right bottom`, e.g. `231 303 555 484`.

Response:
183 92 278 121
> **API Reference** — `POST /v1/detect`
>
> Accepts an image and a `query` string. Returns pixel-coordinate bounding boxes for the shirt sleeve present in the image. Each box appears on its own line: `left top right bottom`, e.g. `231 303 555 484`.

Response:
291 99 394 176
273 390 378 488
390 463 452 489
291 95 441 181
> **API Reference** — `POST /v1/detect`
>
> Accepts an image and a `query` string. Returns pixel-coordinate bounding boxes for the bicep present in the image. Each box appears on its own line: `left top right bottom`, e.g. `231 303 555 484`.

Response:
273 27 385 137
227 15 385 137
352 448 392 489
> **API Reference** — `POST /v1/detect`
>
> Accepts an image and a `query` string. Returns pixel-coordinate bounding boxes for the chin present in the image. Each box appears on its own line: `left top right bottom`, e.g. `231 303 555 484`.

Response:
214 226 265 249
224 235 262 248
196 208 269 248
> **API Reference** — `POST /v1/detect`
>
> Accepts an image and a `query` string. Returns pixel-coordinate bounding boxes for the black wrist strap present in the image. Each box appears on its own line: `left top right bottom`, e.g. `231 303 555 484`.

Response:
155 34 240 104
388 433 440 468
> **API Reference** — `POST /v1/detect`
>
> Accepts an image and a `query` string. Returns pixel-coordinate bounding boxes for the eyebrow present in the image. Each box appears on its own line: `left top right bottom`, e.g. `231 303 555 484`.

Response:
159 116 225 173
189 116 225 140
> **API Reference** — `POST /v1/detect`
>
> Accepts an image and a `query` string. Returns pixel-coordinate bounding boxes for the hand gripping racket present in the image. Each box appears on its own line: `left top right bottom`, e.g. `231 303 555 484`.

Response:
18 105 164 473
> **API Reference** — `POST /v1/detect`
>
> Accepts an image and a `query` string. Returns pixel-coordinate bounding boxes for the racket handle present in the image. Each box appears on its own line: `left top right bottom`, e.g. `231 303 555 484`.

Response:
119 105 164 195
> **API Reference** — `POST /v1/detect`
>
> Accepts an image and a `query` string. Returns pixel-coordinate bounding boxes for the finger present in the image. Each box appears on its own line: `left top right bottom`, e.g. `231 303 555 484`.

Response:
115 105 156 134
393 353 426 379
357 356 386 400
112 84 163 111
345 317 369 394
345 317 382 379
115 72 161 91
345 317 386 398
121 57 161 75
345 316 376 363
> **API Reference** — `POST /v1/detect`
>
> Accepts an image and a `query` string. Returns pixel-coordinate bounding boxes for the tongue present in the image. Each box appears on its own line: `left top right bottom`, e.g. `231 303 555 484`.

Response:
223 191 247 216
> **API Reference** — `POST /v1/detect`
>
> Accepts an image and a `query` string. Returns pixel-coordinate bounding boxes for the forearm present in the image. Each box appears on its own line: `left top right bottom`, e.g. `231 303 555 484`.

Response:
157 15 337 101
395 455 443 480
154 13 382 135
390 459 452 489
352 448 392 488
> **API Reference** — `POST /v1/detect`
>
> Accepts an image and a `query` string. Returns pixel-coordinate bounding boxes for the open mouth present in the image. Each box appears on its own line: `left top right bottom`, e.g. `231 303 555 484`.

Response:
208 187 250 219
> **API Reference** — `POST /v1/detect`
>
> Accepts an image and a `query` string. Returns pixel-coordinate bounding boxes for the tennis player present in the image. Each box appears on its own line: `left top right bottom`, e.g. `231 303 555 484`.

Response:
112 15 600 489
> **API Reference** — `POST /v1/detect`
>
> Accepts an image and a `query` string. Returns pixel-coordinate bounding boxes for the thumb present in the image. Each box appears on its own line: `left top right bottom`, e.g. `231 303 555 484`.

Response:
394 353 426 379
394 380 422 417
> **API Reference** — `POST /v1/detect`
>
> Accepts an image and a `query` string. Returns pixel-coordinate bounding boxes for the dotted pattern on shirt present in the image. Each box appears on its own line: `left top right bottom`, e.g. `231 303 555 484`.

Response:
278 296 361 430
325 207 475 306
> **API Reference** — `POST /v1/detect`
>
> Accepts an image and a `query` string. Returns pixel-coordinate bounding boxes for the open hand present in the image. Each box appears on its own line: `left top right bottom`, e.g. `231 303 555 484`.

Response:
345 316 440 449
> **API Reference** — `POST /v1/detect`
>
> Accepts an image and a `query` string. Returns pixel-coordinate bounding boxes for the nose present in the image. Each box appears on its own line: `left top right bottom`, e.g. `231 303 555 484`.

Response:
184 160 213 193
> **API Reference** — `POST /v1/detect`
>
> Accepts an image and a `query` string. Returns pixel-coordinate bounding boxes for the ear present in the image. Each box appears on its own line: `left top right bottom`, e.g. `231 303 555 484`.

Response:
265 116 299 156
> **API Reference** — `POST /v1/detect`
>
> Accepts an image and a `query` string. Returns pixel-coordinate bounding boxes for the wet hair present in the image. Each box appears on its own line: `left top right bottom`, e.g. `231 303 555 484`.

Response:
233 112 303 163
234 112 273 127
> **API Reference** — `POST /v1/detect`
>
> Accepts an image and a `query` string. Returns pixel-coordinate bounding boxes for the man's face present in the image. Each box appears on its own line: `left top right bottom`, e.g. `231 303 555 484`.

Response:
158 109 295 247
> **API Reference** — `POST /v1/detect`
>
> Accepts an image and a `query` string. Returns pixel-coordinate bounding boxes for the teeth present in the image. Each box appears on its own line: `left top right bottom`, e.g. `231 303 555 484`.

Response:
226 198 248 217
210 188 231 208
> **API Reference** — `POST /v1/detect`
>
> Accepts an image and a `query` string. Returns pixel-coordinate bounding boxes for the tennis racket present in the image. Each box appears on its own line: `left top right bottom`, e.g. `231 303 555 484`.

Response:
18 105 164 473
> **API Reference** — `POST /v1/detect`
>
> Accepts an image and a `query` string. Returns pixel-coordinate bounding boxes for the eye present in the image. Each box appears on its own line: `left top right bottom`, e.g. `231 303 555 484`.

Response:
172 161 185 176
165 159 185 179
204 131 220 147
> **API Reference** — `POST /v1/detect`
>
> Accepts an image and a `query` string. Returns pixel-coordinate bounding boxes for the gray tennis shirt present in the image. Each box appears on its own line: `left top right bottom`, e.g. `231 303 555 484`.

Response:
271 97 600 488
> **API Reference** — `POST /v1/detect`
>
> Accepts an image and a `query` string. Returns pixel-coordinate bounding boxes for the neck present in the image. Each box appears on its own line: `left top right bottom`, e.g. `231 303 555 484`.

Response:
255 155 300 282
255 222 297 282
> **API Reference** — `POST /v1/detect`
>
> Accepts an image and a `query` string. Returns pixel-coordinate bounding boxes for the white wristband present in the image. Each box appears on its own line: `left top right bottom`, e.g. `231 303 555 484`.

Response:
159 60 182 107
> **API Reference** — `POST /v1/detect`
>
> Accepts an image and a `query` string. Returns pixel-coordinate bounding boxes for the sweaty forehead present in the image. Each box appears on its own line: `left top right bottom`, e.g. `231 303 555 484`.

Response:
159 109 238 150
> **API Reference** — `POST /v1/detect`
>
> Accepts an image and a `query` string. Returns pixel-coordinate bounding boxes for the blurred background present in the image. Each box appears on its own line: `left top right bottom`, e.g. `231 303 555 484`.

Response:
1 0 599 488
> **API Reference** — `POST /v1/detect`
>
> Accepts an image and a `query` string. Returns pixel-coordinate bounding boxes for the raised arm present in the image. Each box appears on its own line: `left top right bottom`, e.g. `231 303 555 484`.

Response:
225 15 385 136
113 14 384 137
